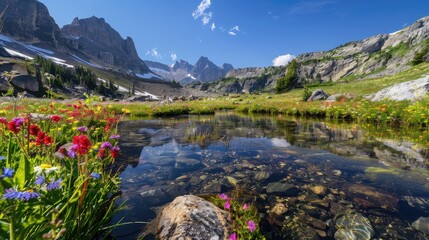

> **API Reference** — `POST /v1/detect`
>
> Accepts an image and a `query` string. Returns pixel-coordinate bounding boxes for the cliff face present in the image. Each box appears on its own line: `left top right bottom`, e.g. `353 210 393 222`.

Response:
0 0 62 47
61 17 150 74
201 16 429 94
295 16 429 83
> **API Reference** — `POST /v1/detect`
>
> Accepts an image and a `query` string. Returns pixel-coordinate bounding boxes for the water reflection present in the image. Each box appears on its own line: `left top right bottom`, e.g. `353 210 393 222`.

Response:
112 113 429 239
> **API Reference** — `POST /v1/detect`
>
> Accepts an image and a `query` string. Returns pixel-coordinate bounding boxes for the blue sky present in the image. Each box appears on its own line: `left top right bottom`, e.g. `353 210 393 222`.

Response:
41 0 429 68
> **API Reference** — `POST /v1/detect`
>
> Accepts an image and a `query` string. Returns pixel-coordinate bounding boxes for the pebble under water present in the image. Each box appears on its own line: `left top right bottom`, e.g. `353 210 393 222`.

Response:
111 113 429 240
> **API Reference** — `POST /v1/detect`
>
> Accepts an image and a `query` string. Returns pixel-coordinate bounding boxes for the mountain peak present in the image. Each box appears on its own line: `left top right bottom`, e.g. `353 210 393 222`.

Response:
61 16 149 74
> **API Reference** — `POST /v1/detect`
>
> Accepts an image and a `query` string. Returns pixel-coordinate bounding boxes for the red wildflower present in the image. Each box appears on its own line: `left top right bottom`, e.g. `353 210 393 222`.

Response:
44 135 53 145
7 121 20 134
36 132 46 146
72 135 91 155
0 117 7 125
29 124 40 136
58 147 68 157
97 148 107 159
51 115 61 123
110 146 120 158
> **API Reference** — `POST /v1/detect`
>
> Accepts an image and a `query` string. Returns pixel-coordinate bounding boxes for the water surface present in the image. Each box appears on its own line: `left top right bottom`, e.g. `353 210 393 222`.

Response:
112 113 429 239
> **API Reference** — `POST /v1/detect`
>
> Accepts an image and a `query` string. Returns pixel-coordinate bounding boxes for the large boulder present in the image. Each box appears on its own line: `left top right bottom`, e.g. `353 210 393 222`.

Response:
307 89 329 101
157 195 232 240
10 75 40 92
370 76 429 101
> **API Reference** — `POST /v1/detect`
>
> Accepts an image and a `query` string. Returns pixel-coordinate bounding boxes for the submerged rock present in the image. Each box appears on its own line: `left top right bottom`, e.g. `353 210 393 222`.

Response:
412 217 429 234
267 182 299 196
157 195 231 240
344 184 398 212
283 216 321 240
310 185 327 196
403 196 429 214
334 212 374 240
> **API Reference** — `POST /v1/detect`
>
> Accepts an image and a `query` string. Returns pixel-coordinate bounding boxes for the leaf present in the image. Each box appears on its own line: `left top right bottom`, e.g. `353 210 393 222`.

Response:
15 155 33 189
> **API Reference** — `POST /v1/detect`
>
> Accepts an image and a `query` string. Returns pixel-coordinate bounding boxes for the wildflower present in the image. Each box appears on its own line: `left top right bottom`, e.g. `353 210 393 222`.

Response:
110 146 120 158
121 108 131 114
1 167 14 178
224 201 231 210
110 134 120 139
7 118 22 134
97 148 107 159
77 126 88 133
51 115 61 122
0 117 7 125
219 193 228 200
243 203 249 210
34 164 59 175
47 178 62 191
229 233 237 240
35 174 45 185
0 156 5 161
72 135 91 155
101 141 112 149
68 148 76 158
91 172 101 179
21 190 41 201
29 124 40 136
247 220 256 232
3 189 40 201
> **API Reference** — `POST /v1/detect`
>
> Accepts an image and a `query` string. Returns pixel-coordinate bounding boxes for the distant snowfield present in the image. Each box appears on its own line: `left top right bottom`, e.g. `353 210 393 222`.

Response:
70 54 102 68
4 47 34 60
389 30 402 35
98 78 159 100
136 72 162 80
187 73 197 80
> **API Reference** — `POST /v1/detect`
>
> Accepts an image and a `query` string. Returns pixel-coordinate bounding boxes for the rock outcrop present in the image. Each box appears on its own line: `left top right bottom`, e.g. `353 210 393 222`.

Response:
369 76 429 101
0 0 62 47
61 17 150 74
157 195 231 240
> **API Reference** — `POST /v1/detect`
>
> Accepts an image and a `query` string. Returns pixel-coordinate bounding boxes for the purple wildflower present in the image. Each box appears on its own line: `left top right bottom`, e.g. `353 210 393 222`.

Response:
219 193 228 200
229 233 237 240
101 141 112 149
35 174 45 185
47 178 62 191
21 190 41 201
68 144 78 158
12 117 24 126
77 126 88 133
1 167 14 178
91 172 101 179
3 189 40 201
109 134 120 139
247 220 256 232
224 201 231 210
243 203 249 210
0 156 5 161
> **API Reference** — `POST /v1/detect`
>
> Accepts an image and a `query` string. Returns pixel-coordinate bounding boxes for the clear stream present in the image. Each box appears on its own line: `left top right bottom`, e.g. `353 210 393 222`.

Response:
111 112 429 240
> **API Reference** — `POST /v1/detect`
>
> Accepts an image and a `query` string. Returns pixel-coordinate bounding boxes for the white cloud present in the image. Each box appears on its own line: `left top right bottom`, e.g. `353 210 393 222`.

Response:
146 48 162 59
202 12 213 25
228 25 240 36
192 0 213 26
211 22 216 31
272 54 296 66
170 52 177 61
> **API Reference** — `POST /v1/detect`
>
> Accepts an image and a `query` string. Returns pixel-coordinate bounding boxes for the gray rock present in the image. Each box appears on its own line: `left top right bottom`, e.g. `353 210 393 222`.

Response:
412 217 429 234
10 75 39 92
266 182 299 196
254 171 271 181
157 195 231 240
175 157 203 170
370 76 429 101
0 77 10 92
307 89 329 101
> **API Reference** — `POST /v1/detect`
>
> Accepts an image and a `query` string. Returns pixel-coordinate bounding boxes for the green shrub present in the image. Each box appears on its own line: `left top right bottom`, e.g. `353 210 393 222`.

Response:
276 60 298 93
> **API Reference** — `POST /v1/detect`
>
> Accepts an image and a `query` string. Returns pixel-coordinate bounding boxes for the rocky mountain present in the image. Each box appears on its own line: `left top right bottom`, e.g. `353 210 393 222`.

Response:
146 57 234 85
61 17 150 75
192 16 429 94
0 0 62 48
